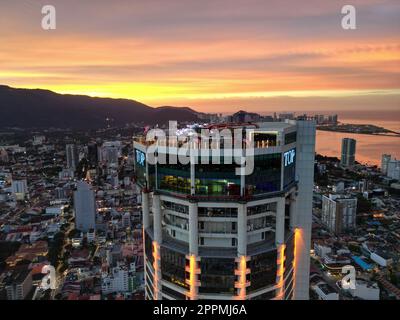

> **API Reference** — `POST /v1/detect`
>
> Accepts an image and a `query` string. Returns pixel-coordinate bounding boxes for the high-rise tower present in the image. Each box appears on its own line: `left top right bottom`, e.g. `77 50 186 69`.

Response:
134 120 315 300
340 138 356 167
74 181 97 232
66 144 79 169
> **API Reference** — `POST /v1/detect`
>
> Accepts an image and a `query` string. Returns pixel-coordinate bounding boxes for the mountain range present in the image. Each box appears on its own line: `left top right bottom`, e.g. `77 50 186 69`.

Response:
0 85 200 129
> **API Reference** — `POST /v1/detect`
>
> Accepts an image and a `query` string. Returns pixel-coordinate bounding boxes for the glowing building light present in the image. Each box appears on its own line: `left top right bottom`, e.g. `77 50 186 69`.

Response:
293 227 302 297
185 254 200 300
152 241 161 300
276 244 286 299
234 255 250 300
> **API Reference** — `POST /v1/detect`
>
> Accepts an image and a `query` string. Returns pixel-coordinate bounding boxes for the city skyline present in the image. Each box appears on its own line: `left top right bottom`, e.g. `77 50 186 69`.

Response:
0 0 399 306
1 0 399 113
1 109 399 302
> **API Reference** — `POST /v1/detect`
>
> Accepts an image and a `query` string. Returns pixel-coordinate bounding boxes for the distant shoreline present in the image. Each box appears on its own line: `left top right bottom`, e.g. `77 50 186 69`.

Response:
317 123 400 137
317 128 400 137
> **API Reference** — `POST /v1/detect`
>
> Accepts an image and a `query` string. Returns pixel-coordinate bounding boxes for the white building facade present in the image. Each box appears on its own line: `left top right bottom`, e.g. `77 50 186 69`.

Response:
101 266 129 294
321 194 357 235
66 144 79 169
387 159 400 180
73 181 97 232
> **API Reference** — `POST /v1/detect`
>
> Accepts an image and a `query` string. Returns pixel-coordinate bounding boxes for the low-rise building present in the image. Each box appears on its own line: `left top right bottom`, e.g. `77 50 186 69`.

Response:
349 279 380 300
312 282 339 300
45 205 66 216
321 194 357 234
101 266 129 294
370 251 393 267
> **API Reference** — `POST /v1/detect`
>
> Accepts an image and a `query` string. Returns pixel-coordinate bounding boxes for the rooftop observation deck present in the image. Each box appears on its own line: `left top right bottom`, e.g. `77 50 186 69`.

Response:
133 121 295 149
134 136 279 149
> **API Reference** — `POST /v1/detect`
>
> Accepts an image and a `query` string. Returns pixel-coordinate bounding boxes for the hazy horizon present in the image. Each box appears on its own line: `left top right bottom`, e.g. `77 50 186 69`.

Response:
1 0 399 114
3 83 400 123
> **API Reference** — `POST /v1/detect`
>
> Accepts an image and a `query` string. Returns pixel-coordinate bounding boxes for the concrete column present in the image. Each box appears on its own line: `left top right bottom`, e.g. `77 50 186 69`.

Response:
190 139 196 196
142 189 150 300
240 171 245 197
290 119 316 300
153 193 162 243
275 197 286 245
152 193 162 300
188 201 198 255
237 203 247 256
190 161 195 196
142 190 150 230
187 200 199 300
239 153 246 197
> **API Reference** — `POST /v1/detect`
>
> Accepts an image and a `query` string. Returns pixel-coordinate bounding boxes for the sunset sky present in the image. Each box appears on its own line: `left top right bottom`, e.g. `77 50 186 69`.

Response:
1 0 399 113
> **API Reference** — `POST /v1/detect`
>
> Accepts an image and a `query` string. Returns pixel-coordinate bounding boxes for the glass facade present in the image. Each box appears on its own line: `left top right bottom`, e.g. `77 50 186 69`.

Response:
162 285 186 300
284 131 297 145
162 201 188 214
158 162 191 194
253 132 278 148
245 154 281 194
247 202 277 216
164 213 189 231
199 258 235 294
160 247 188 289
195 163 238 178
247 215 275 231
144 231 154 265
248 250 277 292
198 207 238 217
157 161 242 196
285 202 291 238
251 290 276 300
140 148 294 198
199 221 236 234
195 178 240 196
284 232 295 279
146 273 154 293
195 163 240 196
285 279 294 300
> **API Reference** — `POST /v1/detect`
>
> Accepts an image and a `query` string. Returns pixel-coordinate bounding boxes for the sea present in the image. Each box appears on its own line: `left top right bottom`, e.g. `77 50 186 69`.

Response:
316 114 400 167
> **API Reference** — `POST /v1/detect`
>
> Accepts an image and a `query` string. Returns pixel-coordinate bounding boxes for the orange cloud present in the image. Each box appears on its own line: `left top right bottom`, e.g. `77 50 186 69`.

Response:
0 0 399 110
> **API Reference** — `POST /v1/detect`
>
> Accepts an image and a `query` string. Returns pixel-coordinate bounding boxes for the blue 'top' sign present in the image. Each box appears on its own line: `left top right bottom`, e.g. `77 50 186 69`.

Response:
283 149 295 167
136 149 146 166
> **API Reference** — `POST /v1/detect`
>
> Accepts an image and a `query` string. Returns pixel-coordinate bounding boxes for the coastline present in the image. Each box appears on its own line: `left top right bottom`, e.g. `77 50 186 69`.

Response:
317 127 400 137
317 122 400 137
